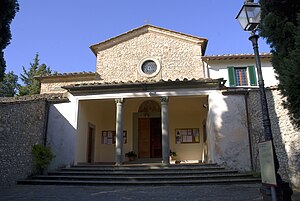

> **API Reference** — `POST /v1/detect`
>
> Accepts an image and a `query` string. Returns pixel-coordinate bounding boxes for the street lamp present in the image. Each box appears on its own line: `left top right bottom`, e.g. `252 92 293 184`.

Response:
236 0 260 32
236 0 293 200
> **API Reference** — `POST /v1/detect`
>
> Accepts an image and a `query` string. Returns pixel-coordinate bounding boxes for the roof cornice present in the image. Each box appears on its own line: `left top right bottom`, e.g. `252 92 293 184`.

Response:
0 93 69 104
202 53 272 61
36 72 97 81
90 24 208 56
62 78 225 96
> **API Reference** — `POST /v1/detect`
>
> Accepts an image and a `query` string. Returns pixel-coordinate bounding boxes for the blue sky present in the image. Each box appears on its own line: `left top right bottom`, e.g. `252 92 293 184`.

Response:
5 0 270 76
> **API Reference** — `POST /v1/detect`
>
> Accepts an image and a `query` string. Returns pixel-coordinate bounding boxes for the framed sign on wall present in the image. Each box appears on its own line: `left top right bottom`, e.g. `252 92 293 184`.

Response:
175 128 200 144
102 130 127 144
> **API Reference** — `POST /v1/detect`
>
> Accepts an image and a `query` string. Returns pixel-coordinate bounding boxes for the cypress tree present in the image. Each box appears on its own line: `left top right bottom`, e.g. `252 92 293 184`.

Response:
259 0 300 127
0 0 19 81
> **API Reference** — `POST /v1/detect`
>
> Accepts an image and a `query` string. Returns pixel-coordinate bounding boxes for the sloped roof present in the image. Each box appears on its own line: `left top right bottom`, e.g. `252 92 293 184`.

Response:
90 24 208 56
36 72 96 80
202 53 272 61
0 93 69 104
62 78 225 95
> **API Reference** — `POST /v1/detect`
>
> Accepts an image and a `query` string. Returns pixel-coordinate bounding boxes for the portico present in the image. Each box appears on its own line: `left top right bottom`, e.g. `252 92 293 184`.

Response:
65 78 223 165
115 96 169 165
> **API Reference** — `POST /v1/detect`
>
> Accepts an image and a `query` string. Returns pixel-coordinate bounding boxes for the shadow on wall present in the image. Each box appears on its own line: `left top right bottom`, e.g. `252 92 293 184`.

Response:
208 91 252 171
269 89 300 189
47 104 77 170
248 89 298 188
0 100 47 186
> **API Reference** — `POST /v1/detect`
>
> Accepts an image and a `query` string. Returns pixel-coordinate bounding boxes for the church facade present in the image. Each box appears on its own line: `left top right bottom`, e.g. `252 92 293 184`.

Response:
40 25 276 172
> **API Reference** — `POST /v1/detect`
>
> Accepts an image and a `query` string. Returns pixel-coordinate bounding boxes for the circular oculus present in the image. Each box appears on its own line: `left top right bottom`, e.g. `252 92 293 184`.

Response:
141 60 157 75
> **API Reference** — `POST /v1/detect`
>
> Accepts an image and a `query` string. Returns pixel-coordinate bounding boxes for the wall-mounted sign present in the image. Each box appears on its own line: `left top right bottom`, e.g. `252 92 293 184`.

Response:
258 140 277 186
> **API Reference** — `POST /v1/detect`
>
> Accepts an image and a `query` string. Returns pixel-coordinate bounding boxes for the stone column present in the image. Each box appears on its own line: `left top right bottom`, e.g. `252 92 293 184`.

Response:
115 98 124 166
160 96 170 165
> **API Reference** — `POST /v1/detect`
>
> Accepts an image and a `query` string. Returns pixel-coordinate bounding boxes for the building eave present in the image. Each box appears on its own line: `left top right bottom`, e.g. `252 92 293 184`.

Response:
202 53 272 62
35 72 97 81
0 93 69 104
62 78 225 96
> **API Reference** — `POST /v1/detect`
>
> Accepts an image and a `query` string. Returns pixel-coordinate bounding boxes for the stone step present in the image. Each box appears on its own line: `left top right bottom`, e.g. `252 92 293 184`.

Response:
18 163 260 186
48 169 238 176
74 163 218 168
31 173 254 181
18 178 261 186
59 165 225 172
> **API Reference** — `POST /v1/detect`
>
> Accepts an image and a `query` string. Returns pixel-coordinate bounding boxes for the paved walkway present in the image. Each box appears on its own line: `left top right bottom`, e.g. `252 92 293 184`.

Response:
0 184 299 201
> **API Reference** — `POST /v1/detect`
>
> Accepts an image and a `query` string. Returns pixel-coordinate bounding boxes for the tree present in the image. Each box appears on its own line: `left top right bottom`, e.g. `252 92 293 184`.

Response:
259 0 300 127
0 71 18 97
0 0 19 81
18 53 53 96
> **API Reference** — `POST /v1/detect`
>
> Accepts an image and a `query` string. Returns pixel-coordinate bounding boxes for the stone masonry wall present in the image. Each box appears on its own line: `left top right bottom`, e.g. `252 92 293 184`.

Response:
40 74 99 94
0 99 47 186
97 32 204 83
248 89 300 189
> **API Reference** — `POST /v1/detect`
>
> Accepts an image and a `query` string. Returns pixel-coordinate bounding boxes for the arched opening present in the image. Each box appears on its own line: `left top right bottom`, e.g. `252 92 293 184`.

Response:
138 100 161 113
137 100 162 159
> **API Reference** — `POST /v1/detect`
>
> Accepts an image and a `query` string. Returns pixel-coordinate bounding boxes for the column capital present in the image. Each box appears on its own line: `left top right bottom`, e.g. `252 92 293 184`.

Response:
160 96 169 103
115 98 124 104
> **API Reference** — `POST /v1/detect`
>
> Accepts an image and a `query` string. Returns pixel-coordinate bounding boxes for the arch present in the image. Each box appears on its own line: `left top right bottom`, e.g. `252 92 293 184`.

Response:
138 100 160 113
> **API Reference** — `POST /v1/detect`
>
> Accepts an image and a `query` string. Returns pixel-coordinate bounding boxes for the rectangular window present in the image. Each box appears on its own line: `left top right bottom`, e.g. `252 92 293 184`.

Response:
227 66 257 86
235 67 248 86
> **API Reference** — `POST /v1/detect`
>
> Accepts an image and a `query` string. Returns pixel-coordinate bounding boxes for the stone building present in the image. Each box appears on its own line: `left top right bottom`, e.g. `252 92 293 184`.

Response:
1 25 299 188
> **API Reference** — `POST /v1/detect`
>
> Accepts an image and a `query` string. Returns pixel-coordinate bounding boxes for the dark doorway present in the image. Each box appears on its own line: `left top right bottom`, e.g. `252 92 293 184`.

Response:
138 118 162 158
87 124 95 163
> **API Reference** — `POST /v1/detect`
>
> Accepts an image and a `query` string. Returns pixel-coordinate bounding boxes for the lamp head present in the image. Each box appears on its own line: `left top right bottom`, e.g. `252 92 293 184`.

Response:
236 0 261 32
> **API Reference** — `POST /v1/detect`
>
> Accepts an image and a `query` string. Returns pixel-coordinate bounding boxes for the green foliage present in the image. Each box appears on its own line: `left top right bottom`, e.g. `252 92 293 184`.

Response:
170 150 177 157
18 53 53 96
0 0 19 81
259 0 300 127
125 151 137 158
32 144 54 173
0 71 18 97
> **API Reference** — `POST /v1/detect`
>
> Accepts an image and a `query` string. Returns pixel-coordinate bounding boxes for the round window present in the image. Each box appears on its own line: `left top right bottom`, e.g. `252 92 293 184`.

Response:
138 58 161 77
141 60 157 75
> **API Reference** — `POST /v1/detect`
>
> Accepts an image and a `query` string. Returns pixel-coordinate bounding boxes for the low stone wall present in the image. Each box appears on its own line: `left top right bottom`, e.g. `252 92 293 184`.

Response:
0 99 48 186
247 88 300 189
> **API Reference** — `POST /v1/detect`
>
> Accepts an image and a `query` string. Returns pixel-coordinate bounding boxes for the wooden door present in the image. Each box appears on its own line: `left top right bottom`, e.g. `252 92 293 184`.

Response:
138 118 151 158
150 118 162 158
138 118 162 158
87 126 94 163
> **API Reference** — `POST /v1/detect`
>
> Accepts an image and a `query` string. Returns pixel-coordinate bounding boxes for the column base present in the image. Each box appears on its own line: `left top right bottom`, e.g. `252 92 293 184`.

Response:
115 162 122 166
161 160 170 166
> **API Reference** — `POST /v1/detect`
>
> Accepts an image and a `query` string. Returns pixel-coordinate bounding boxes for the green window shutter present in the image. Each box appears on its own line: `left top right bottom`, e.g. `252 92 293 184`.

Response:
248 66 257 86
227 66 236 87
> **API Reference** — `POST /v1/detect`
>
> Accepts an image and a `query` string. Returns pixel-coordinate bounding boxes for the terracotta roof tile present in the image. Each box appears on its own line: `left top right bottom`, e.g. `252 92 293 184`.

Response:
36 72 96 79
62 78 225 92
0 93 69 104
202 53 272 61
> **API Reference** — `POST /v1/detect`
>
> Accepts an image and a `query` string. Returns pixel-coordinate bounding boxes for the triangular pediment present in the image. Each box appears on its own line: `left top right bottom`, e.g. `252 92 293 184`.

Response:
90 24 208 56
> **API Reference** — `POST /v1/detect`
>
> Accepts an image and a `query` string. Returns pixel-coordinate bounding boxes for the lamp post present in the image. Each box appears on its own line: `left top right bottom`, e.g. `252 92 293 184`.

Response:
236 1 293 200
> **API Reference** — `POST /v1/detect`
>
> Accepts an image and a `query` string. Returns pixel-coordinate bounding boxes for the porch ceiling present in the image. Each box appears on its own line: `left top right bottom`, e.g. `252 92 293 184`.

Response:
62 78 226 95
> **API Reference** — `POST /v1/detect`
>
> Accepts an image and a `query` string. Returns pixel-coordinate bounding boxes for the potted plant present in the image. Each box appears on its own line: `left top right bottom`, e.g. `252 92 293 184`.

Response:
32 144 54 175
125 151 137 161
170 150 177 161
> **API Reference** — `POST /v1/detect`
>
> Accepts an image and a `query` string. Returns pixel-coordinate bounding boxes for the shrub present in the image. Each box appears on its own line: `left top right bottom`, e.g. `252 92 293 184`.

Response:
32 144 54 174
